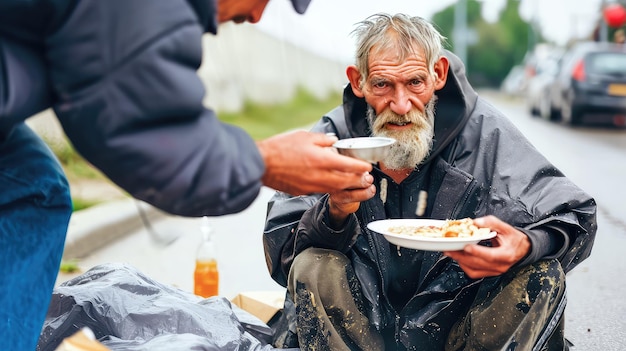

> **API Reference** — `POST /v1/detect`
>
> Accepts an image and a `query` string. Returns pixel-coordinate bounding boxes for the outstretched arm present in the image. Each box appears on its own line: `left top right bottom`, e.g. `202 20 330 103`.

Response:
257 130 373 196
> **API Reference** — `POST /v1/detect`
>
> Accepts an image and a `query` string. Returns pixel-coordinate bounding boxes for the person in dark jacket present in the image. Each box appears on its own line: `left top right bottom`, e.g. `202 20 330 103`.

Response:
263 13 597 350
0 1 377 350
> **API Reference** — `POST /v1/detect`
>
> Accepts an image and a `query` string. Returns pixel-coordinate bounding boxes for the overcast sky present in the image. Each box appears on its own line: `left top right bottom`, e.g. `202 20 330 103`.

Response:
256 0 605 63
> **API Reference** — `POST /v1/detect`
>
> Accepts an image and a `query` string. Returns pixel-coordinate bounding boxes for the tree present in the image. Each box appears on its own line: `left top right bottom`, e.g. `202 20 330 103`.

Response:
431 0 534 87
431 0 483 51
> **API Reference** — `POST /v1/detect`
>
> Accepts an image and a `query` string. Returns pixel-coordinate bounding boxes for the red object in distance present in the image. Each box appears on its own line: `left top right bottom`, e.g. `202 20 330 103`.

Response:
604 3 626 28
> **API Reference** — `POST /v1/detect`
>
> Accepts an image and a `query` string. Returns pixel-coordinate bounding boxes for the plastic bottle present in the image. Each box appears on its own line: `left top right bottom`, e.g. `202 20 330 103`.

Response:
194 216 219 298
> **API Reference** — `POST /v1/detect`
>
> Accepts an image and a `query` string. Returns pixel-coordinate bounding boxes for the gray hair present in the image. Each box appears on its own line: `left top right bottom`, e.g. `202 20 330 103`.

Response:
351 13 446 85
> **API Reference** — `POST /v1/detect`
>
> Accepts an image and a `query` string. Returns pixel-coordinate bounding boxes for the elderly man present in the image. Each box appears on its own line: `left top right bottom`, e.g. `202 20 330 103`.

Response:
263 13 596 350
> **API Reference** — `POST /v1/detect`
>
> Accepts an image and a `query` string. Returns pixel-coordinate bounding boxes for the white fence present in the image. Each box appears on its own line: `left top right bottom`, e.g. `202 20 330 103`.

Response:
198 23 349 112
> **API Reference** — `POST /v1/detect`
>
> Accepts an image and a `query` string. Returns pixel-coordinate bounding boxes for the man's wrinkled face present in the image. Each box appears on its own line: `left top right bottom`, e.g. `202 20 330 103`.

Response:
361 45 438 170
367 96 436 170
217 0 270 24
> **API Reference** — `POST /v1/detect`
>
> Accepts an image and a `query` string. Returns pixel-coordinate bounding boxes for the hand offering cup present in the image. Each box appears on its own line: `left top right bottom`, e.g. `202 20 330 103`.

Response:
333 137 396 164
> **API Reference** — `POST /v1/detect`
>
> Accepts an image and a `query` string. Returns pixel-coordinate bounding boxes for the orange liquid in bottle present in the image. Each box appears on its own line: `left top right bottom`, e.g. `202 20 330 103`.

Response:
194 259 219 298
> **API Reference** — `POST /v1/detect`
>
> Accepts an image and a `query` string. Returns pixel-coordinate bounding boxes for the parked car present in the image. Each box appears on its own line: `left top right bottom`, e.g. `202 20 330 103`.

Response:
547 41 626 127
500 65 526 96
526 47 563 120
519 44 562 96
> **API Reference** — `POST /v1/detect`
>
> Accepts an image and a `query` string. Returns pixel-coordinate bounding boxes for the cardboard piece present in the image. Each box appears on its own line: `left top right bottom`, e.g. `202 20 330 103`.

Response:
231 290 285 323
54 327 111 351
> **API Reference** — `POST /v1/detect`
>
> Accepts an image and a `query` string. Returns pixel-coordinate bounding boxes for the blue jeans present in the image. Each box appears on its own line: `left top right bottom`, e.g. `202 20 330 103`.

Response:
0 123 72 351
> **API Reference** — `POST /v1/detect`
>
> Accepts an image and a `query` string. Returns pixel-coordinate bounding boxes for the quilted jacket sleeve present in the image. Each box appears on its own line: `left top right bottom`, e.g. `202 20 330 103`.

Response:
45 0 264 216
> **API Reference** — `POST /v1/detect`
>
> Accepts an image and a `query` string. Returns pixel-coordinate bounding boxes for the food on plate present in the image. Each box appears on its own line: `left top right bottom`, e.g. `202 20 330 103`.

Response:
387 218 492 238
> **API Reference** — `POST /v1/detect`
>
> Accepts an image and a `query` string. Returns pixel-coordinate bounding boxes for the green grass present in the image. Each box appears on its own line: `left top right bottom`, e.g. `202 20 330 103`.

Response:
59 259 81 273
71 198 102 212
45 138 102 180
218 87 343 139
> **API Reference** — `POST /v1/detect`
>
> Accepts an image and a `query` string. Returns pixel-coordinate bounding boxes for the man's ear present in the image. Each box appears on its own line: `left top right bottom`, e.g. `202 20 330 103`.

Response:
346 66 365 98
433 56 449 91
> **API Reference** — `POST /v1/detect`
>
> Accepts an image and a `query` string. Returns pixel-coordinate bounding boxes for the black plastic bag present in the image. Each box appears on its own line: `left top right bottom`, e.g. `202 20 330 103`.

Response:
38 263 297 351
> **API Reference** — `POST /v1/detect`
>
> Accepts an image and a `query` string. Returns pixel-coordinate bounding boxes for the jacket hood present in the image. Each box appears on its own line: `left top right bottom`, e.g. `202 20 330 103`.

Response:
341 50 478 164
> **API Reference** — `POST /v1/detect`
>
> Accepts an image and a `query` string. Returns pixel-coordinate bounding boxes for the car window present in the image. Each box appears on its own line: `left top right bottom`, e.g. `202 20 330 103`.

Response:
587 52 626 75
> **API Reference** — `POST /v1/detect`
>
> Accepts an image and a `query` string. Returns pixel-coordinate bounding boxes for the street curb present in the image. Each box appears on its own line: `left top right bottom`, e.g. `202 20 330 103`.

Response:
62 198 167 259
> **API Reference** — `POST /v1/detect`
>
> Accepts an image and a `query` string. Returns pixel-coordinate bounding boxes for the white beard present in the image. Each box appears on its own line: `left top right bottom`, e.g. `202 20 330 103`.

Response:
367 96 437 170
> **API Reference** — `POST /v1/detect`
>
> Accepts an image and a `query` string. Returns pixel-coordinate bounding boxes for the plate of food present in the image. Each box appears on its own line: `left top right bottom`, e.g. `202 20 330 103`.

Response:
366 218 496 251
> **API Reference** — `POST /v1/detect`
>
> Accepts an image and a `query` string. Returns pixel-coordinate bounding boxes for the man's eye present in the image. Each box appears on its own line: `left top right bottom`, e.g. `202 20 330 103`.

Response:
373 82 387 88
410 79 422 86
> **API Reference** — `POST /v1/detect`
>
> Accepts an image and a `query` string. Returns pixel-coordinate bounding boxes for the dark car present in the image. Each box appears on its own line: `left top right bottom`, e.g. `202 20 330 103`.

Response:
547 41 626 127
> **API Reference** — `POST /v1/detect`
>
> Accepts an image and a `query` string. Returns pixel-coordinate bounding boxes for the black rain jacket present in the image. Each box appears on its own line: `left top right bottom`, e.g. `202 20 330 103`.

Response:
263 51 597 349
0 0 264 216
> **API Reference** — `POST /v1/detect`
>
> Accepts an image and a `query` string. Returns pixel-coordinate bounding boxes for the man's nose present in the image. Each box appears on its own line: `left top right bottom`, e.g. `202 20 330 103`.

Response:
389 88 412 115
247 1 269 23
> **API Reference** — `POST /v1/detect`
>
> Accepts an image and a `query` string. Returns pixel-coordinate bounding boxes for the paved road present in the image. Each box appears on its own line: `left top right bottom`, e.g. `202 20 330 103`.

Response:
56 187 283 300
57 91 626 350
484 92 626 350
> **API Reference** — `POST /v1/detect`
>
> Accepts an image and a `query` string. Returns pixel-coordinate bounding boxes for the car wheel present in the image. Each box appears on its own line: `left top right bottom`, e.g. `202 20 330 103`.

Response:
530 106 539 117
539 96 553 121
561 102 582 126
526 96 539 117
530 105 539 117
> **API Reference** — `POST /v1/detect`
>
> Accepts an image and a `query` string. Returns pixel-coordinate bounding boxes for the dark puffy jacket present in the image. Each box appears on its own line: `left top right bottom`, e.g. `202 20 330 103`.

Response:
263 52 597 348
0 0 264 216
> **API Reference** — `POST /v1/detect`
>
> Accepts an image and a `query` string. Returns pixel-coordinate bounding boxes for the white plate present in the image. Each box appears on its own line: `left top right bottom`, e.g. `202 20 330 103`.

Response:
366 219 496 251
